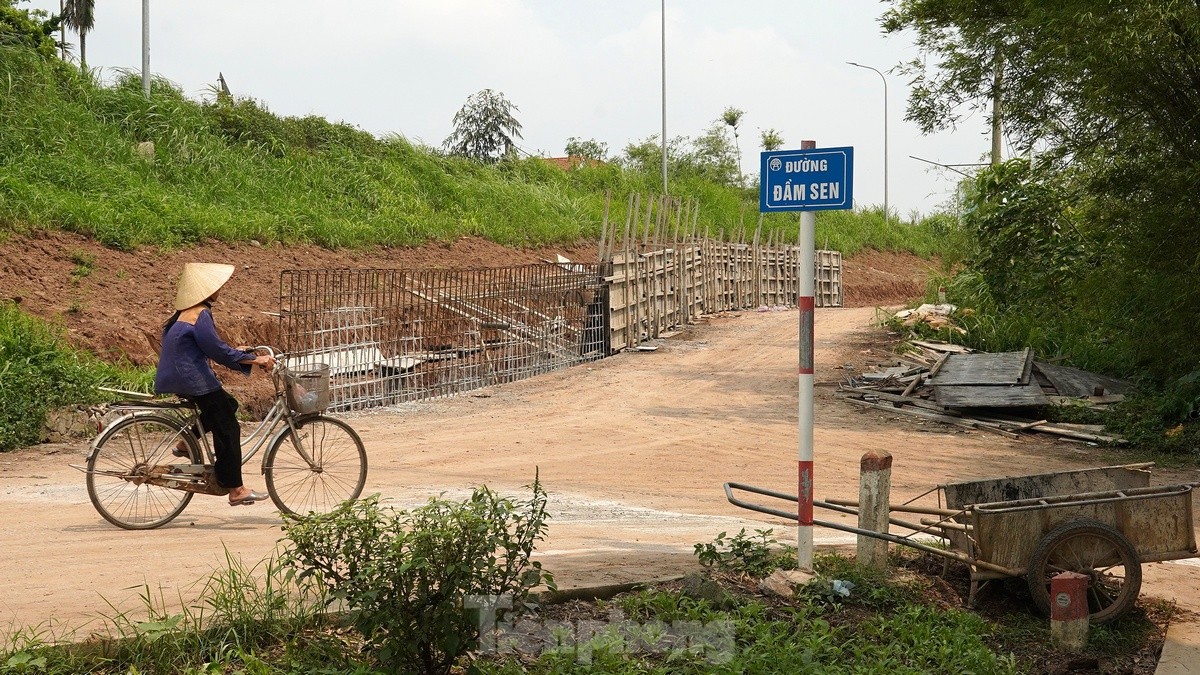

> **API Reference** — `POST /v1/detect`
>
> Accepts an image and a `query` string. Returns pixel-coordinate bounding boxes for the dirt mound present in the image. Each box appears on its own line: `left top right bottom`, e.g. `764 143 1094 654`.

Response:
842 249 938 307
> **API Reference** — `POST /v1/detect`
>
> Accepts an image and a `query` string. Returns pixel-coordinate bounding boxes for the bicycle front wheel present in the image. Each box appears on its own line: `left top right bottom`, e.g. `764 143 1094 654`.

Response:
263 415 367 516
87 415 199 530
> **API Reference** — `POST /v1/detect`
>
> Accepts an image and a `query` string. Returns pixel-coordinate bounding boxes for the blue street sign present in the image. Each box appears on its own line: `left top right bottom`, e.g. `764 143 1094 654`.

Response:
759 147 854 212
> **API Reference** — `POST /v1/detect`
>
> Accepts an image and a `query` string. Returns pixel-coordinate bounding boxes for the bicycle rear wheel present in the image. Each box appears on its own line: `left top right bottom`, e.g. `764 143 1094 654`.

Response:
263 415 367 517
87 415 199 530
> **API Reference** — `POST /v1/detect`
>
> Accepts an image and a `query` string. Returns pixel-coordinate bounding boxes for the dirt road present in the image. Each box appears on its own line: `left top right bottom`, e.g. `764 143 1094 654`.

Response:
2 306 1198 641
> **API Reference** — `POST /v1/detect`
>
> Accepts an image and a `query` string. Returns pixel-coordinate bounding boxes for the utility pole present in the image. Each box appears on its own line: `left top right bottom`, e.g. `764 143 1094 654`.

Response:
847 62 888 224
141 0 150 98
661 0 668 195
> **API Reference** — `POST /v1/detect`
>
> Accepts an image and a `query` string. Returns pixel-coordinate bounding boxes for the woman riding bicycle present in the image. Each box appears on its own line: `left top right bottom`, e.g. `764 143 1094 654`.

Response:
154 263 275 506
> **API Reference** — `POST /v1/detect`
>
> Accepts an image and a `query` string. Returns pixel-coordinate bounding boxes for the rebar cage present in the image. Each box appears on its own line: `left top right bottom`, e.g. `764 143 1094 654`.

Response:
279 265 608 411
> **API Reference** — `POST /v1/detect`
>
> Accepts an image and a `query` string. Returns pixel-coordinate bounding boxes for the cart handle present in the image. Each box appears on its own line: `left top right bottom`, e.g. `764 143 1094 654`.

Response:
722 482 1020 577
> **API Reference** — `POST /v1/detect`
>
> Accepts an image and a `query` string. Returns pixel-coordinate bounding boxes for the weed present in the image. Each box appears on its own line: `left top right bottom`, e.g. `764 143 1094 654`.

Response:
693 528 796 578
68 250 94 281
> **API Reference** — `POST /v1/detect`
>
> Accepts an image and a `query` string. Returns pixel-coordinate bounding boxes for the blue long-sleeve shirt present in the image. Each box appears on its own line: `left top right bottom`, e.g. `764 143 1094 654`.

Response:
154 309 255 397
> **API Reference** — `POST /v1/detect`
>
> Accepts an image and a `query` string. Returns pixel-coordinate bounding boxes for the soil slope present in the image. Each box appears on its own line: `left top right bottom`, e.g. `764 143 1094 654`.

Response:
1 231 930 367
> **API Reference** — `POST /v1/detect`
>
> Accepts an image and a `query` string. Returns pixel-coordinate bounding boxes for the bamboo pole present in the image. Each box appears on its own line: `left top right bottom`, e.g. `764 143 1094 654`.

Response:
624 194 639 349
598 190 611 264
753 214 763 307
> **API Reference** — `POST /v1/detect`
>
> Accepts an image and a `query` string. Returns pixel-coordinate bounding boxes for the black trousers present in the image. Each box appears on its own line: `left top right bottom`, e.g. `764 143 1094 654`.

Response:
192 389 244 490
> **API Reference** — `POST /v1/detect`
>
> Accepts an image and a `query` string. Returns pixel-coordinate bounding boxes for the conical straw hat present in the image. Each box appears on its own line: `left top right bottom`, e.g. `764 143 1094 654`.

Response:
174 263 235 310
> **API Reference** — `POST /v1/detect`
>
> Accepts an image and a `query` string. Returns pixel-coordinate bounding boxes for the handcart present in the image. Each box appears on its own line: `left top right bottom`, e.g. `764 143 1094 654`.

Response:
725 463 1197 623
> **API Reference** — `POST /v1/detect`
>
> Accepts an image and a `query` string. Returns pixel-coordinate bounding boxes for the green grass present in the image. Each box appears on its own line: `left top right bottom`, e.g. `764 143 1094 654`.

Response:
0 45 955 255
0 550 332 674
0 551 1020 675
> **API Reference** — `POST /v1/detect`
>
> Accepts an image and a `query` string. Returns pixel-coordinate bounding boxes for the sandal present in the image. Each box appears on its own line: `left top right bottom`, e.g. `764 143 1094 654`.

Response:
172 438 194 458
228 490 268 506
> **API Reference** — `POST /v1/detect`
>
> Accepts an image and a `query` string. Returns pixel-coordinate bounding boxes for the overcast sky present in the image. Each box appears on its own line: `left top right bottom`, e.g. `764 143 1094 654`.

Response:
30 0 1003 218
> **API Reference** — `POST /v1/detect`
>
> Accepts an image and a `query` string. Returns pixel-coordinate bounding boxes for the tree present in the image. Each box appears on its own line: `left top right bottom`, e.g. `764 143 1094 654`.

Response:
882 1 1200 382
720 106 744 183
564 137 607 162
691 122 739 185
0 0 60 57
62 0 92 69
442 89 523 163
620 134 688 175
760 128 783 152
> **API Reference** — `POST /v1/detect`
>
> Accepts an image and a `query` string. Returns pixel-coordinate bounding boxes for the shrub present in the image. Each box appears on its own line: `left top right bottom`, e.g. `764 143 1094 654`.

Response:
281 479 555 675
693 528 796 578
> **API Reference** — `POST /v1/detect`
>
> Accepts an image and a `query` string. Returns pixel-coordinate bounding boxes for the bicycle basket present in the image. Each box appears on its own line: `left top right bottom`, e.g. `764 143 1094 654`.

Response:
285 364 331 414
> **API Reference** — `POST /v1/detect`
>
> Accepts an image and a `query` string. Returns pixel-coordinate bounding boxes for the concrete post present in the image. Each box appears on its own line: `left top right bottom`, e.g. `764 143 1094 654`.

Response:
857 449 892 570
1050 572 1089 652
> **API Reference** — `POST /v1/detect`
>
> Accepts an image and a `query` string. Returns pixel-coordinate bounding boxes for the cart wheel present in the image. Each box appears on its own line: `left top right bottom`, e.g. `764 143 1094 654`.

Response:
1026 519 1141 624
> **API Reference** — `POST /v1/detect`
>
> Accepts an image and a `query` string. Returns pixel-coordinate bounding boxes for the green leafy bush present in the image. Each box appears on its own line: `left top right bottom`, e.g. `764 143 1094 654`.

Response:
281 480 555 675
693 528 795 578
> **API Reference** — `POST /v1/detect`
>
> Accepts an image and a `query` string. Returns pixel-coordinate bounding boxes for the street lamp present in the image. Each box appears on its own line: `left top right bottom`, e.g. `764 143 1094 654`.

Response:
847 62 888 224
661 0 668 195
141 0 150 98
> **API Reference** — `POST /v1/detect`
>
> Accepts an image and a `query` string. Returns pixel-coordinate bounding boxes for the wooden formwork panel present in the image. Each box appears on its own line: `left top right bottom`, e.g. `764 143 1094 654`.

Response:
606 242 843 351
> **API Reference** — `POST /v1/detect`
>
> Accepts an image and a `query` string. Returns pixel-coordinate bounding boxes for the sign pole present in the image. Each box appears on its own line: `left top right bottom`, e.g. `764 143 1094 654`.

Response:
757 139 852 572
797 139 816 571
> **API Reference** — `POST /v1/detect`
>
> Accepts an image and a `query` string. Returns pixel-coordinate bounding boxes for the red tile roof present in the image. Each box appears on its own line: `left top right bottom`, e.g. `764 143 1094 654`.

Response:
542 156 604 170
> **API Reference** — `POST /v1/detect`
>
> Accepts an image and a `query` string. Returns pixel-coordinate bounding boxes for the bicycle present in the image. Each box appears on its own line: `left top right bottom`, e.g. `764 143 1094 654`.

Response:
76 347 367 530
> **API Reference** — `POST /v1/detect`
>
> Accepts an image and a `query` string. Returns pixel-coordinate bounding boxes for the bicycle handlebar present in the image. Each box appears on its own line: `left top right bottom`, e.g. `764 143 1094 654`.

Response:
252 345 278 359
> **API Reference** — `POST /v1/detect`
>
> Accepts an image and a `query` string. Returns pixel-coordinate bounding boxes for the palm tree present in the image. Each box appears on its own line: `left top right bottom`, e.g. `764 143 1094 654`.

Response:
63 0 95 70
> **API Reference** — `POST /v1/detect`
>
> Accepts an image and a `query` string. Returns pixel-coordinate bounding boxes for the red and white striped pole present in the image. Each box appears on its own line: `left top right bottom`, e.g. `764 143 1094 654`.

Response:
797 139 817 571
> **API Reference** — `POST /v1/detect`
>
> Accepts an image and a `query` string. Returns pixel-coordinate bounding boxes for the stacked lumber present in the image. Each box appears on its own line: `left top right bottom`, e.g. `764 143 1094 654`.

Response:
838 340 1131 445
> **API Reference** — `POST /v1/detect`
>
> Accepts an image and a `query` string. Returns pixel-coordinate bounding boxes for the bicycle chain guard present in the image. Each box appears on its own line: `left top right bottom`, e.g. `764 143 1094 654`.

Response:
139 464 230 496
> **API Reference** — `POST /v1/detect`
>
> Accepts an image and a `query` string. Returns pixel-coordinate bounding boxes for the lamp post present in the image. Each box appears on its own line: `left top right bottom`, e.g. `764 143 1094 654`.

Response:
847 62 887 223
141 0 150 98
661 0 668 195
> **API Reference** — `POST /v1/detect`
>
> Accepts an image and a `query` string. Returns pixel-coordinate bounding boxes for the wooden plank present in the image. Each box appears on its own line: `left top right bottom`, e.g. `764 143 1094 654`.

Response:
928 352 951 378
934 383 1049 408
843 397 1020 438
901 374 923 397
971 416 1050 432
1033 424 1125 444
1034 361 1133 397
928 351 1033 386
912 340 972 354
839 390 956 414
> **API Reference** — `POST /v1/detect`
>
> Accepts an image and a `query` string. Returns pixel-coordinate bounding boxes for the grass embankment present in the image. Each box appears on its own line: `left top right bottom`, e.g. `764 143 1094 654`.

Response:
0 45 951 255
